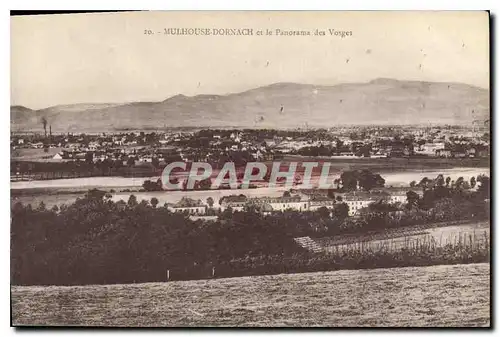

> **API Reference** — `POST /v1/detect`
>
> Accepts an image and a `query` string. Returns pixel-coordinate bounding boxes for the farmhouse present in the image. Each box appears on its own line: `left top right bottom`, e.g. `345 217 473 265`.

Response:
168 197 206 215
308 196 335 211
417 142 445 156
220 201 246 212
343 192 386 216
220 195 247 209
220 194 311 213
220 195 248 212
374 187 424 204
250 195 309 212
170 205 206 215
31 142 44 149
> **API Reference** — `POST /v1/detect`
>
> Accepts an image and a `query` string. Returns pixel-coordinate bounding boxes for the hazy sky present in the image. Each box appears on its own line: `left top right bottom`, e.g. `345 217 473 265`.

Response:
11 11 489 109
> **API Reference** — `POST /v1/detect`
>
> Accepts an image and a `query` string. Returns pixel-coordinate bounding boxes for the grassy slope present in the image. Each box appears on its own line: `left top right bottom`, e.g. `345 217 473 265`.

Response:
316 220 490 247
11 263 490 327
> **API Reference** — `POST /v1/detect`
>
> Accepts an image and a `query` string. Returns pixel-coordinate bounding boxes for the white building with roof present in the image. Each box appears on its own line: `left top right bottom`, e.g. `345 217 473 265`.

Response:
343 192 387 216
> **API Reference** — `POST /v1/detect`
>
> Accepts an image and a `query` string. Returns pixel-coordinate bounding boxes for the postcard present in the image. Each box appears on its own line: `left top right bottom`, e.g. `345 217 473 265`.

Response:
10 11 490 327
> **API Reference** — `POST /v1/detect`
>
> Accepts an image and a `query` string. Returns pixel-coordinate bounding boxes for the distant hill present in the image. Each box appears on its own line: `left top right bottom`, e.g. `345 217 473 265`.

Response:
11 79 490 132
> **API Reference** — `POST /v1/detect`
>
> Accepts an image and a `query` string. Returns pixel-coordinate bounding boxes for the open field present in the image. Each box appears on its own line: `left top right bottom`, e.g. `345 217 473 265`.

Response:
11 192 85 209
11 176 150 190
11 263 490 327
11 147 63 161
284 155 490 171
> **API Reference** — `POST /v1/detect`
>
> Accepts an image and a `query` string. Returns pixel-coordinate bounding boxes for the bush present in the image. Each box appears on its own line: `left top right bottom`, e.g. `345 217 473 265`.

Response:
10 185 490 286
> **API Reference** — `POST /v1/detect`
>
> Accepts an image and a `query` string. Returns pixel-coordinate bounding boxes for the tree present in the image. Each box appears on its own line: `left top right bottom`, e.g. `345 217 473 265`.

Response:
470 176 476 189
409 180 416 188
85 151 94 165
418 190 436 210
406 191 420 210
114 159 123 169
317 206 330 219
477 175 490 198
37 201 46 211
340 171 358 191
435 174 445 188
218 207 234 220
143 179 163 191
418 177 430 191
127 195 138 208
333 178 341 190
455 177 465 190
206 197 214 208
357 169 385 191
332 203 349 219
11 202 24 215
127 157 136 167
85 189 107 200
366 200 397 215
445 177 451 188
282 191 291 198
356 144 371 158
150 197 159 208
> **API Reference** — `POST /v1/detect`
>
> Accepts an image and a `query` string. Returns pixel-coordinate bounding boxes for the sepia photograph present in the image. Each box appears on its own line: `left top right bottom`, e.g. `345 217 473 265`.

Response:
10 10 491 327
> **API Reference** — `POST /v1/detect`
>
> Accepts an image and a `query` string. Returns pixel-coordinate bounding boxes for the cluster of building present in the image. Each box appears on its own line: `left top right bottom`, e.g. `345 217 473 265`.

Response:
167 187 422 217
51 146 180 165
342 188 423 216
177 131 275 163
12 124 489 168
170 126 490 162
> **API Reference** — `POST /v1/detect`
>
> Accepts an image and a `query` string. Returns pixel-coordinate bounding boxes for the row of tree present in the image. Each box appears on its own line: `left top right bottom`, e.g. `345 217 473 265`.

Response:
409 174 488 192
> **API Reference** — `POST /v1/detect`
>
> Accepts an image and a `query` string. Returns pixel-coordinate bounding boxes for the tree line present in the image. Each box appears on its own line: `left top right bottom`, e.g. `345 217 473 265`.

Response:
11 173 489 286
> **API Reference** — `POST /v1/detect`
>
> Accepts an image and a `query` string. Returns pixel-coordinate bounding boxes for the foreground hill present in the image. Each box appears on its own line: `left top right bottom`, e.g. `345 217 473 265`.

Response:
11 79 489 132
12 263 490 327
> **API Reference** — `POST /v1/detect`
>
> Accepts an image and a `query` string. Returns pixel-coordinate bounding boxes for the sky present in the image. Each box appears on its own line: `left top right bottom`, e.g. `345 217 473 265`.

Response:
11 11 489 109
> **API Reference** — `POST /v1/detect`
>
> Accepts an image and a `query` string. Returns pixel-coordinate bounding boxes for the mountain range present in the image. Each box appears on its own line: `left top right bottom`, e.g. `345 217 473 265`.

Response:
11 78 490 133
